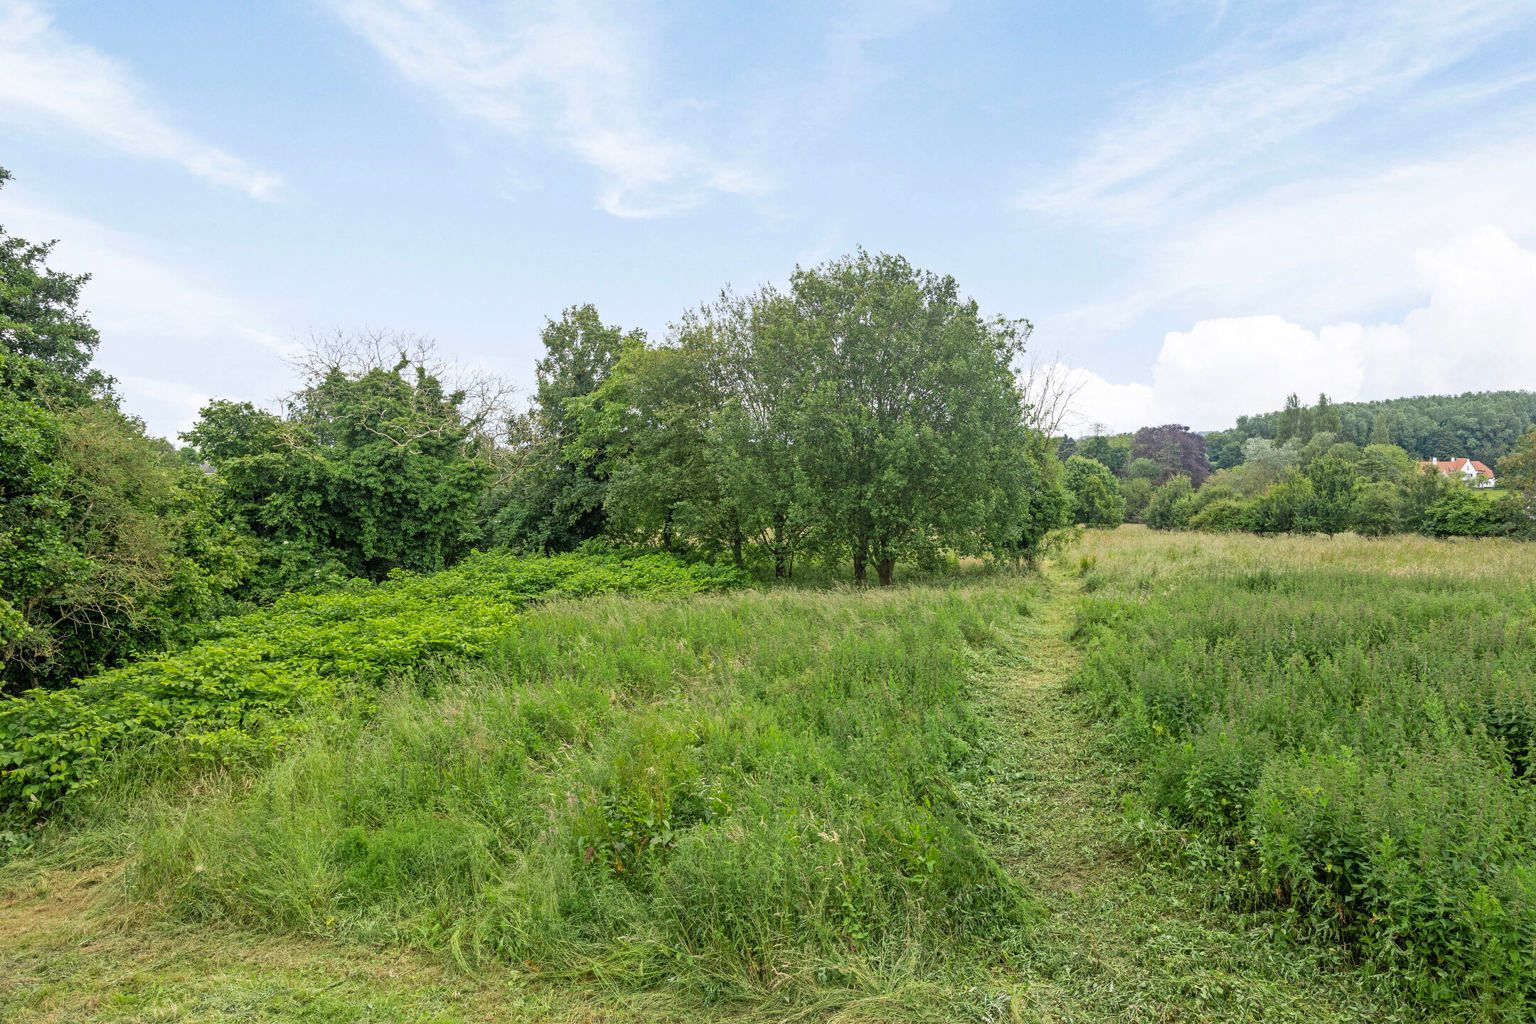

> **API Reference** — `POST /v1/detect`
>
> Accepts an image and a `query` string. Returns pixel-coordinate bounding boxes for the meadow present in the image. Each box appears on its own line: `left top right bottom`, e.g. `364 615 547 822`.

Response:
5 531 1536 1022
4 552 1049 1021
1073 528 1536 1019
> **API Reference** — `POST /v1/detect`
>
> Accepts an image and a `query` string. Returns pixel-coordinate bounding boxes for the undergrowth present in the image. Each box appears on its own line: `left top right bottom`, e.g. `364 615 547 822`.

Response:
1071 528 1536 1019
0 551 743 819
70 581 1041 1017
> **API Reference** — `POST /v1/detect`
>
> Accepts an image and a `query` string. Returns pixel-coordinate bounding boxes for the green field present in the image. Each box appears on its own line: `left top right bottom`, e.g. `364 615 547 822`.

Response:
6 531 1536 1021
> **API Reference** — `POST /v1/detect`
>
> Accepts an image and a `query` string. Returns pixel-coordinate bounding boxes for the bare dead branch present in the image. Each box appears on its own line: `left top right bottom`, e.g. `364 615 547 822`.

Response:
1019 351 1090 437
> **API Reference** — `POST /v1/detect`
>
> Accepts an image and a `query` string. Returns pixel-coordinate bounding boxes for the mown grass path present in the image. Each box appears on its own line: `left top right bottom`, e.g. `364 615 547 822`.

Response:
970 557 1411 1024
3 556 1428 1023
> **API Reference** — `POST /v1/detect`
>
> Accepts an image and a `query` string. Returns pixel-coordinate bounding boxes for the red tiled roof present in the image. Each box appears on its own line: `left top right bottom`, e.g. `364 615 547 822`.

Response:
1418 458 1495 479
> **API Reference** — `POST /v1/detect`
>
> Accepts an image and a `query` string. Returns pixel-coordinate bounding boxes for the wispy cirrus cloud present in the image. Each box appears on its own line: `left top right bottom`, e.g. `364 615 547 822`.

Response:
0 0 282 200
1021 0 1535 225
326 0 772 218
2 192 293 436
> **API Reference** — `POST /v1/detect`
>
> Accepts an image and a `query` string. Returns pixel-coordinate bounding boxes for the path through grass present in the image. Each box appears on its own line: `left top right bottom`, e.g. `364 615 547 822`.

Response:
3 549 1439 1022
968 556 1413 1023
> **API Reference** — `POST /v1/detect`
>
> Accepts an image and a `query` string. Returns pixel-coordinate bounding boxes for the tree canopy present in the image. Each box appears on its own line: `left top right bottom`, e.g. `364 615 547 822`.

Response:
184 342 493 597
2 168 250 690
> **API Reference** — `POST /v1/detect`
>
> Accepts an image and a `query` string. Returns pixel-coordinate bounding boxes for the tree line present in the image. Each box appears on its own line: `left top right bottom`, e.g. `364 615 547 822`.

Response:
1060 408 1536 540
2 167 1070 692
1203 390 1536 469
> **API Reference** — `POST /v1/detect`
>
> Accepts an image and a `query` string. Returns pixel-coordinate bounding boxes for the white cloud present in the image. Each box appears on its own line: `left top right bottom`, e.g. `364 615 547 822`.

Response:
326 0 770 218
1068 228 1536 433
1047 131 1536 345
1021 0 1533 224
0 1 281 200
2 194 294 438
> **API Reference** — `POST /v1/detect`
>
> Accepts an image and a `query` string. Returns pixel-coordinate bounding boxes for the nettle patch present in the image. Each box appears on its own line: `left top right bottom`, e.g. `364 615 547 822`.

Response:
1075 554 1536 1016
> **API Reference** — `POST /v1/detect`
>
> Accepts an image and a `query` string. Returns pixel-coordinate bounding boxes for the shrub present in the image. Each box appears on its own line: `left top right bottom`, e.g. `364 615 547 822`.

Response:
1420 489 1526 538
0 550 744 817
1187 497 1252 533
1143 475 1196 530
1064 455 1126 527
1350 481 1402 537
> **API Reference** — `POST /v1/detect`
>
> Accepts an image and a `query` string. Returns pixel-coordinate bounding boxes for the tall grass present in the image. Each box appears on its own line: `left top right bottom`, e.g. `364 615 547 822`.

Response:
0 551 743 818
111 581 1038 1014
1073 527 1536 1018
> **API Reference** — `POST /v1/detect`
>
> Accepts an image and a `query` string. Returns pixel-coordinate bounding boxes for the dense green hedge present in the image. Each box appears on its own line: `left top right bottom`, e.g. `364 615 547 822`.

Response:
1074 560 1536 1015
0 551 743 817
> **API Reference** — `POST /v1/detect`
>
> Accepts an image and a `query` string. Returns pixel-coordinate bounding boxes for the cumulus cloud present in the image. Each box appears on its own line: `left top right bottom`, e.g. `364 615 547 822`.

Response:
326 0 770 218
1052 133 1536 343
0 0 281 199
1067 228 1536 433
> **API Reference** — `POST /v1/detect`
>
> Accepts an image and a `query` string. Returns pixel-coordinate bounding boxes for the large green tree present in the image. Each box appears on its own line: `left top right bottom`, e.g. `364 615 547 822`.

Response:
700 289 809 576
570 332 725 553
2 168 250 689
1064 455 1126 527
787 251 1041 585
483 306 638 552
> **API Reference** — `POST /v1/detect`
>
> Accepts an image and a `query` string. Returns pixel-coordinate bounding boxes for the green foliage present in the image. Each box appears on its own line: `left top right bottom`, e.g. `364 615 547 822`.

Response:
1357 443 1415 484
1075 432 1131 475
554 253 1067 584
1143 475 1196 530
0 167 110 406
2 169 250 691
1119 476 1154 523
184 348 491 597
1063 456 1125 527
1247 469 1316 534
1349 481 1402 537
1187 497 1252 532
482 306 639 553
0 551 743 817
113 578 1034 1010
1232 390 1536 468
1498 426 1536 494
786 251 1046 584
1303 449 1358 535
1074 536 1536 1015
1419 488 1527 538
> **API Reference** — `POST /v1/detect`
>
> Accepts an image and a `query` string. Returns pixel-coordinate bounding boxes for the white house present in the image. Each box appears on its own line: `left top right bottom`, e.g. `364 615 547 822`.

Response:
1420 457 1497 489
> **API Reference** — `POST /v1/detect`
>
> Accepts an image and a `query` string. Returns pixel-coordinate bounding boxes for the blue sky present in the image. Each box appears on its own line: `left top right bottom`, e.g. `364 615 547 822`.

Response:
4 0 1536 436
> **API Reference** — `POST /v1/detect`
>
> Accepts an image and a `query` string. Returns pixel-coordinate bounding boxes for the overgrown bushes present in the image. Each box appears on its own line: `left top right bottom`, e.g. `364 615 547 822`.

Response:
0 551 743 817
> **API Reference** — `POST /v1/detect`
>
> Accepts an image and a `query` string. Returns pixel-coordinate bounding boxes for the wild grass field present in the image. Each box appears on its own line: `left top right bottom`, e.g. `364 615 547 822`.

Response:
5 530 1534 1022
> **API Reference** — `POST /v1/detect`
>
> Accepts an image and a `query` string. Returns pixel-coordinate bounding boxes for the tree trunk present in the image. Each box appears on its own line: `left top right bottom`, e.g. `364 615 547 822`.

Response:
852 530 870 585
731 532 744 568
876 556 895 587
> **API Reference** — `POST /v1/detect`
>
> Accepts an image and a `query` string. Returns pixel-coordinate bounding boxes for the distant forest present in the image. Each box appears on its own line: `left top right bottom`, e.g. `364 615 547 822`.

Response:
1202 391 1536 469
